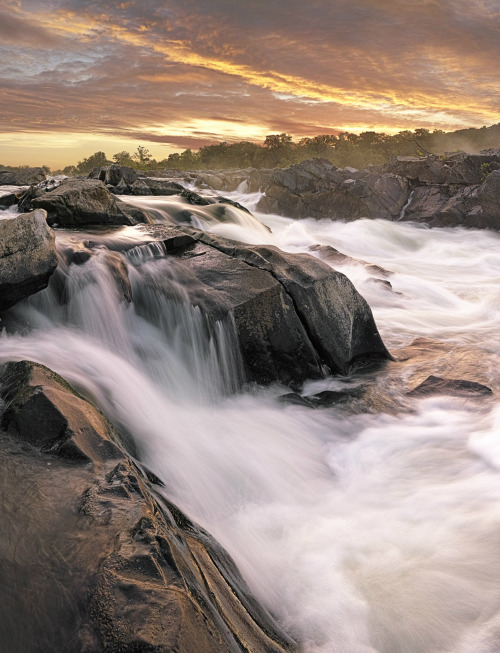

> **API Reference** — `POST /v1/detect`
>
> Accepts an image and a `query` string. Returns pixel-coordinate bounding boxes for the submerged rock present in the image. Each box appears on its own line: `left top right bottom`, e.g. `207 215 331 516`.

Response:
0 360 296 652
0 209 57 311
406 375 492 398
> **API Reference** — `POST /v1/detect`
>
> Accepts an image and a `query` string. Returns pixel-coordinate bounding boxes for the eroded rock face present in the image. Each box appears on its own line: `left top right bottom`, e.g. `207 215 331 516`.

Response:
30 178 151 226
0 209 57 311
0 360 296 653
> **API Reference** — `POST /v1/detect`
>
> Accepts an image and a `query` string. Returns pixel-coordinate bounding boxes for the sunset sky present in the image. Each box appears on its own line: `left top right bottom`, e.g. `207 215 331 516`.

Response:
1 0 499 168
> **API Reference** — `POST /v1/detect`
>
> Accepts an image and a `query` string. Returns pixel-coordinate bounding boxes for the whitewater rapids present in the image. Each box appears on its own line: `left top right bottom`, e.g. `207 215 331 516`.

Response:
1 186 500 652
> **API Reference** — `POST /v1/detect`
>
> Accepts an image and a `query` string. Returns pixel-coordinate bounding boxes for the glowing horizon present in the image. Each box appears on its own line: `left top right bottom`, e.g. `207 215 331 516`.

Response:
1 0 499 168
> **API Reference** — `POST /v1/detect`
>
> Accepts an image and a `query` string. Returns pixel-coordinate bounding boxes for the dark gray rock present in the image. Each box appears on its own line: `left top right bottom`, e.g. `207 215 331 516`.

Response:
132 226 392 385
477 170 500 226
257 158 409 221
0 209 57 311
198 233 392 375
0 191 20 207
0 360 296 652
30 178 152 226
88 163 138 187
0 167 47 186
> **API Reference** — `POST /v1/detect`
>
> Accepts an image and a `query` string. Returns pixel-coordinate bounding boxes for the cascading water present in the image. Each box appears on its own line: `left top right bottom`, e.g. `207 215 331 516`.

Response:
1 185 500 652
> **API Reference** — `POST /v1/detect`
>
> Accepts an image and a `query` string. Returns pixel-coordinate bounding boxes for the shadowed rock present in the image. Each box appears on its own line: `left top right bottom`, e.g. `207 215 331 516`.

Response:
0 209 57 311
406 375 492 398
0 360 296 653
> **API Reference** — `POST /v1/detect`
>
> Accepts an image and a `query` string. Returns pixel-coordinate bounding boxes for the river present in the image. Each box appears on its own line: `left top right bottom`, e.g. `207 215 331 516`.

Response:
1 184 500 652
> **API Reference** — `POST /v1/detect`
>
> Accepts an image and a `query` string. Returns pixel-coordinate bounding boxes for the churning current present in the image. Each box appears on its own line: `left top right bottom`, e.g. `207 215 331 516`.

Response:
1 185 500 653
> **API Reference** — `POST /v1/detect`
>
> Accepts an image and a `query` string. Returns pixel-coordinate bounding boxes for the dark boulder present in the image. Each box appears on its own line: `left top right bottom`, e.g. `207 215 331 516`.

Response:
133 226 392 385
88 163 138 187
0 167 47 186
0 191 21 207
0 360 295 652
30 178 152 226
0 209 57 311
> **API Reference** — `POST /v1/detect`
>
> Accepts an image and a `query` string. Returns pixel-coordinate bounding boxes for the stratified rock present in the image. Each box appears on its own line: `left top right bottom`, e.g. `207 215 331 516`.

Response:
0 167 47 186
257 158 409 220
0 360 295 652
0 209 57 311
30 178 151 226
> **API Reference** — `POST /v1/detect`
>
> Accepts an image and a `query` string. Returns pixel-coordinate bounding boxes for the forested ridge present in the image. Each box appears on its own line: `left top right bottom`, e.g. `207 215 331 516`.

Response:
3 123 500 175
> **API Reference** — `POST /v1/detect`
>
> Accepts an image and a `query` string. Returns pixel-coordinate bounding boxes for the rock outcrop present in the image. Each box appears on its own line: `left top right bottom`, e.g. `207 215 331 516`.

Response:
88 164 185 196
0 209 57 311
0 360 296 652
27 178 152 226
256 158 409 221
0 167 47 186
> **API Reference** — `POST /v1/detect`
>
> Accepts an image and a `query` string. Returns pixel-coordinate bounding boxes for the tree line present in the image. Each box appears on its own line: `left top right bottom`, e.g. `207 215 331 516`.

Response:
3 124 500 175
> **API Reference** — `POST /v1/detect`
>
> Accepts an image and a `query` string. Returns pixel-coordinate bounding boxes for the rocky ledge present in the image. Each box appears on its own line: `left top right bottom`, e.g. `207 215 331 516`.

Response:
142 151 500 230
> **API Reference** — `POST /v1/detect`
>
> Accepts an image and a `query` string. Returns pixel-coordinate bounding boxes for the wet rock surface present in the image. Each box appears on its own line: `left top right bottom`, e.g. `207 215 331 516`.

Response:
129 225 392 385
0 360 296 653
0 209 58 311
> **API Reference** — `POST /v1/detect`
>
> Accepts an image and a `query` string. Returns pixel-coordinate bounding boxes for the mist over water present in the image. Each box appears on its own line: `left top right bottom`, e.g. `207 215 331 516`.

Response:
2 187 500 652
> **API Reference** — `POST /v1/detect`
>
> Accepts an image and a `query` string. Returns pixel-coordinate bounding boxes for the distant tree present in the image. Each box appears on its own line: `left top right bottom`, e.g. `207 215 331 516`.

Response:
62 165 78 176
112 150 135 166
133 145 152 167
76 151 110 174
263 133 293 150
42 165 51 174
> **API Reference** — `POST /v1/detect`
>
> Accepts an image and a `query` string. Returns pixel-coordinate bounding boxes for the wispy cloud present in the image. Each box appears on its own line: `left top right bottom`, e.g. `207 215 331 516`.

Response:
1 0 499 166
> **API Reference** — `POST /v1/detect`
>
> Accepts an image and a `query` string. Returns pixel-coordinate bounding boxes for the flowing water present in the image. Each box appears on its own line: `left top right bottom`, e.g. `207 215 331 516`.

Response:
1 184 500 652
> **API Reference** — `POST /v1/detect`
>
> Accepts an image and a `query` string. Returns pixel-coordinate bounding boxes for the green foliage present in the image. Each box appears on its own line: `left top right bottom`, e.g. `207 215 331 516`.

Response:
62 165 78 176
76 151 110 174
112 150 135 166
480 162 492 181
